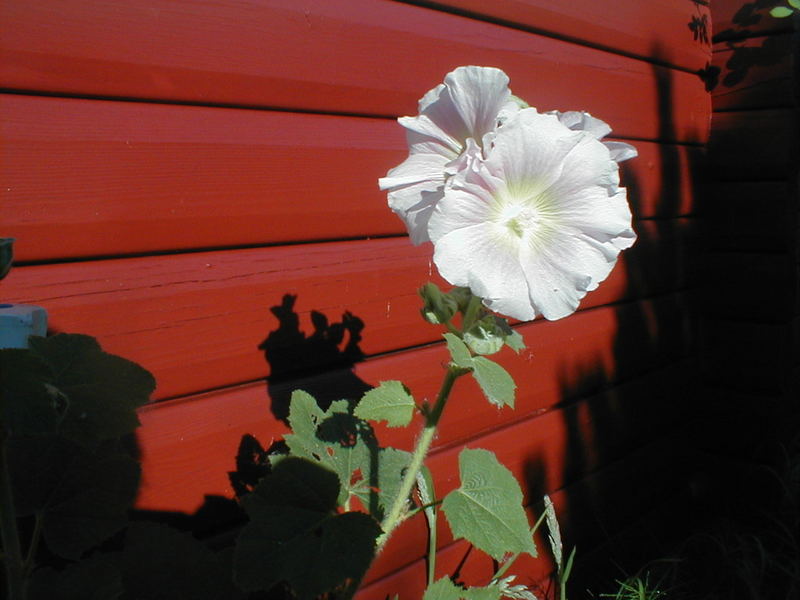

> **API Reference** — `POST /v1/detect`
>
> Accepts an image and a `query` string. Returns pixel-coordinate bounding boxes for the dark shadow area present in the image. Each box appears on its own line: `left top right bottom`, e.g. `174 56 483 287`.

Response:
259 294 371 422
522 41 708 596
714 0 788 41
535 12 800 597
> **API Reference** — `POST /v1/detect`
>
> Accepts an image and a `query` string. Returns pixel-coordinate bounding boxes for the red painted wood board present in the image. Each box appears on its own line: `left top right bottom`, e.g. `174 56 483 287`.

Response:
712 0 794 42
419 0 712 72
702 182 798 254
1 93 701 262
0 1 710 143
1 95 701 263
711 34 795 111
136 359 694 586
697 252 799 321
707 109 797 180
2 221 693 400
134 302 694 513
702 317 799 393
359 435 693 595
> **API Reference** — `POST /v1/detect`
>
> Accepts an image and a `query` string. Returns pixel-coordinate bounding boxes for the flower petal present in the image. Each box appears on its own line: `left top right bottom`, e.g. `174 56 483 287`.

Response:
482 109 585 199
604 141 638 163
550 110 612 139
519 229 615 319
443 66 512 141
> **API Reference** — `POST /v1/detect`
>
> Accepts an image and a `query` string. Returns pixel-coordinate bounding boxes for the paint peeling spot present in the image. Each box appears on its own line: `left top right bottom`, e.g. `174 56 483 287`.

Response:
386 301 391 318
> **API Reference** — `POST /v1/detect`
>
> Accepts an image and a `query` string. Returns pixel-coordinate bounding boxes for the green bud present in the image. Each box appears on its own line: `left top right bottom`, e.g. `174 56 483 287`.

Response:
464 314 525 355
419 282 457 325
449 287 474 312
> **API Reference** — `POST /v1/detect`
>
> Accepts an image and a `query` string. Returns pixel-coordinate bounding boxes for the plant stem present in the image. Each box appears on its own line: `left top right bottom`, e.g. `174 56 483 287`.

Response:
377 366 463 551
0 432 26 600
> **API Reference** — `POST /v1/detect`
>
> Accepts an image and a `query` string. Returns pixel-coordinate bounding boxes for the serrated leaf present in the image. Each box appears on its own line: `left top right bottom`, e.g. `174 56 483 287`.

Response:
771 5 794 16
423 578 502 600
472 356 516 408
26 334 155 446
234 457 381 599
355 381 415 427
285 391 372 507
442 449 536 561
424 578 465 600
504 328 525 353
284 390 410 517
7 434 139 559
543 495 562 571
443 333 473 369
371 447 412 520
113 522 243 600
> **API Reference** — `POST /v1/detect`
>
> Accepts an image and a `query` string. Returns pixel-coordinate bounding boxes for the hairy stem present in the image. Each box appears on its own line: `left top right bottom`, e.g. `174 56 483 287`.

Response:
377 366 463 551
0 432 26 600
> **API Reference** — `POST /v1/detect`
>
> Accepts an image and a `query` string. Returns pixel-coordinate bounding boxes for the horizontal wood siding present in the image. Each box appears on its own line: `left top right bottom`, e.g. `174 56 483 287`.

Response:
1 0 711 594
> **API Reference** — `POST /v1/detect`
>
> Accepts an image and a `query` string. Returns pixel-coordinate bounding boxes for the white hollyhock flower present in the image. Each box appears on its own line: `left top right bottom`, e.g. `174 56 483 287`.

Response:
428 108 636 321
549 109 638 164
378 66 519 244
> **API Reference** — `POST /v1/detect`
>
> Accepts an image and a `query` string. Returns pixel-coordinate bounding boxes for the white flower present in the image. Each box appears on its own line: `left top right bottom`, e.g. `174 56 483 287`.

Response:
548 109 638 164
428 108 636 321
378 66 519 244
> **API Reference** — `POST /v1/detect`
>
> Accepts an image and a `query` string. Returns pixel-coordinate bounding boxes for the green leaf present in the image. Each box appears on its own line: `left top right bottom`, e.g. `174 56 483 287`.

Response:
424 578 465 600
7 434 139 559
284 390 410 518
355 380 415 427
27 334 155 446
234 457 381 599
471 356 516 408
422 578 502 600
112 522 243 600
442 449 536 561
369 446 412 520
0 348 63 436
789 0 800 9
285 391 368 507
28 559 123 600
770 5 794 17
443 333 473 369
543 495 563 571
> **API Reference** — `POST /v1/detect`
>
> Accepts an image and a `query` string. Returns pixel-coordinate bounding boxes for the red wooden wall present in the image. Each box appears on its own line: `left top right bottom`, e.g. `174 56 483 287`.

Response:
0 1 712 595
696 1 800 501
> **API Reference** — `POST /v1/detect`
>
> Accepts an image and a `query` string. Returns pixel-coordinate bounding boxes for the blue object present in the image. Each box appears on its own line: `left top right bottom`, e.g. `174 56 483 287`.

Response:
0 304 48 349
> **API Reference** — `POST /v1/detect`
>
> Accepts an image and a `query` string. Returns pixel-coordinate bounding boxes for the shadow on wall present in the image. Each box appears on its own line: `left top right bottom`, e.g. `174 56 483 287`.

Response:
524 42 705 594
259 293 370 423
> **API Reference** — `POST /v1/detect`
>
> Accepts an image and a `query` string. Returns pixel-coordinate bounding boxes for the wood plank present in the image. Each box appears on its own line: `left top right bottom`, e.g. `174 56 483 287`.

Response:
361 434 693 594
2 220 693 400
702 317 799 393
134 311 694 513
137 356 695 586
0 1 710 143
697 252 799 321
1 93 702 262
713 0 794 42
711 34 795 111
399 0 711 72
702 182 798 254
707 109 797 180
